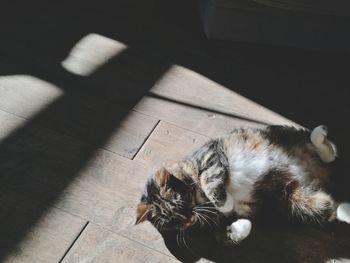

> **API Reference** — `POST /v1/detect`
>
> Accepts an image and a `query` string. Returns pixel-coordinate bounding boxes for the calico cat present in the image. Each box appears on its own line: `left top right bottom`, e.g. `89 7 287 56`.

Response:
136 125 350 244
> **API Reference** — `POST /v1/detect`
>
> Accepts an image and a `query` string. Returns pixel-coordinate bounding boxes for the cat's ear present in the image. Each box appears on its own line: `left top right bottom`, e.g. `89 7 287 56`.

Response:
135 202 152 225
155 167 172 187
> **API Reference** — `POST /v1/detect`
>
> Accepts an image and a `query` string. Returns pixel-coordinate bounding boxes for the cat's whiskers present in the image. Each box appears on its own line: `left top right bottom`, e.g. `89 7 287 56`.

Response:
176 232 181 247
195 204 216 208
176 203 185 209
193 207 219 226
202 213 219 226
193 211 202 226
193 211 205 226
153 217 162 230
195 205 215 208
194 211 205 226
198 201 212 205
157 218 163 230
160 220 165 232
194 208 217 215
153 202 165 215
180 230 190 251
194 206 216 211
194 210 210 226
174 212 187 220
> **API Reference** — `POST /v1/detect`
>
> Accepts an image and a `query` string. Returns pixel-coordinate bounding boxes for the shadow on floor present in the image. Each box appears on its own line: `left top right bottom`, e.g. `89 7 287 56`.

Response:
162 219 350 263
0 0 349 262
0 1 170 259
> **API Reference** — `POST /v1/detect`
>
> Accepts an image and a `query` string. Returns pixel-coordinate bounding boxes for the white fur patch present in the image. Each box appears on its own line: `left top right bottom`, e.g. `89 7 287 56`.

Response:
227 219 252 243
226 146 271 216
311 125 337 163
311 125 327 145
218 192 234 213
337 202 350 224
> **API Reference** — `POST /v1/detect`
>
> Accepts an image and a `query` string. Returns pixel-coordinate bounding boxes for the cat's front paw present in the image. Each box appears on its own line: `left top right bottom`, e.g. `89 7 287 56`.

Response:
337 202 350 224
225 219 252 245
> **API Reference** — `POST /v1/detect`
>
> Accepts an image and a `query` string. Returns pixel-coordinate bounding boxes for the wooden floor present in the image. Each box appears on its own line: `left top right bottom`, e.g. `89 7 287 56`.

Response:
1 1 350 262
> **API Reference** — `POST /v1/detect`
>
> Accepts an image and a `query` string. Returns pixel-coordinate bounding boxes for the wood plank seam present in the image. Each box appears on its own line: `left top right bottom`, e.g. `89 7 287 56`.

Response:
131 120 161 160
54 206 176 260
147 92 271 126
0 106 32 123
0 107 146 160
88 222 177 260
60 223 179 263
116 232 175 259
133 109 210 138
160 119 210 138
58 221 90 263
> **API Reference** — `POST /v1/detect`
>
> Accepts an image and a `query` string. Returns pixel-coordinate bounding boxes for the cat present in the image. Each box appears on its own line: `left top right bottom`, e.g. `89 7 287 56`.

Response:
135 125 350 244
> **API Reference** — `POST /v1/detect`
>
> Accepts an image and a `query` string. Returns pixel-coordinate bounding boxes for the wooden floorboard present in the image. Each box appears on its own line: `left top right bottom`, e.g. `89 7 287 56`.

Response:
61 223 178 263
134 121 209 169
0 76 159 159
1 200 86 263
1 1 350 262
0 108 173 260
134 65 297 138
53 150 173 257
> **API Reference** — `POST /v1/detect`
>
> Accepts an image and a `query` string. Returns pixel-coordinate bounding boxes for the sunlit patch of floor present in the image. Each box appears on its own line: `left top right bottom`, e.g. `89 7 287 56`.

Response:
0 75 64 141
61 33 127 76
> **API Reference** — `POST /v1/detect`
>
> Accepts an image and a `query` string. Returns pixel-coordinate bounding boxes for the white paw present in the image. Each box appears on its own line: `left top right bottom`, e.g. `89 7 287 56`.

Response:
337 202 350 224
311 125 328 145
227 219 252 243
311 125 337 163
218 193 234 214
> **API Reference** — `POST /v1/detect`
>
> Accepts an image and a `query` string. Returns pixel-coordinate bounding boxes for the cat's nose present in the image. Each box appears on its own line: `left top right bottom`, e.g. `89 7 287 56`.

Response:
181 215 196 230
181 222 192 230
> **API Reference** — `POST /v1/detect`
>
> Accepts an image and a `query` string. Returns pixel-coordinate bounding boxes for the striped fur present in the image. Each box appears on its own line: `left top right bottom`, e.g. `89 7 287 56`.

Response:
137 125 346 241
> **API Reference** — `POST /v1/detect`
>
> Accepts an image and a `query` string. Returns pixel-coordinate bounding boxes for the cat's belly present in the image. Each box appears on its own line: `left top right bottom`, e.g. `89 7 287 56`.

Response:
224 146 314 216
225 150 271 216
226 174 258 217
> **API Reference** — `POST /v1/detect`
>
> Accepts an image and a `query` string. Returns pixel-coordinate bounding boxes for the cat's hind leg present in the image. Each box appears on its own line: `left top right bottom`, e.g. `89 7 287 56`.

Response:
287 183 350 224
310 125 337 163
286 182 337 223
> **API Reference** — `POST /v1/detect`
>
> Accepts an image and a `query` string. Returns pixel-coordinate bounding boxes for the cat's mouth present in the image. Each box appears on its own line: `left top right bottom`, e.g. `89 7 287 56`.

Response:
180 214 196 230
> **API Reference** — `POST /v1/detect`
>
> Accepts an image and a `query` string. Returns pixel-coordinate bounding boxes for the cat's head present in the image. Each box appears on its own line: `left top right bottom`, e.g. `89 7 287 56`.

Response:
135 164 199 232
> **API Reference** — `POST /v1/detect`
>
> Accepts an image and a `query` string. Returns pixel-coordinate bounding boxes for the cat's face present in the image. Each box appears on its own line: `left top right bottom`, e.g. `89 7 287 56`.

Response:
135 167 197 231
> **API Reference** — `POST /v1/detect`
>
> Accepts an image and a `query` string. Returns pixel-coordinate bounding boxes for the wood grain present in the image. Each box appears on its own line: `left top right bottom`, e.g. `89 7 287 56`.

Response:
1 1 349 262
53 143 173 256
0 75 159 159
135 65 297 138
62 223 178 263
134 121 208 169
1 203 86 263
102 111 159 159
0 108 171 257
